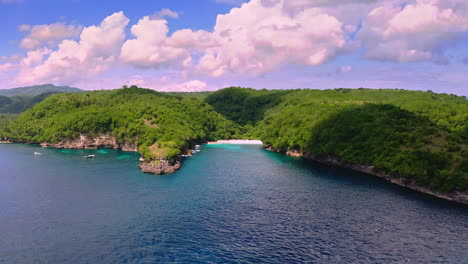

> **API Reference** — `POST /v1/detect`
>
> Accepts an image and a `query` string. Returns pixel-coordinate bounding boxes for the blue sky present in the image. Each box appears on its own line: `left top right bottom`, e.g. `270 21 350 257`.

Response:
1 0 467 96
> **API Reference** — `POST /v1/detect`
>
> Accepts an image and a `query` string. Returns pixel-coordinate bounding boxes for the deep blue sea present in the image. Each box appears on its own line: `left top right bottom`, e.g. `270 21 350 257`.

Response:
0 143 467 264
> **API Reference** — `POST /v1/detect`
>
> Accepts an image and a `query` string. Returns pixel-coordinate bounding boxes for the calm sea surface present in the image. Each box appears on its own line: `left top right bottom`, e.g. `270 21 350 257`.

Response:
0 143 467 263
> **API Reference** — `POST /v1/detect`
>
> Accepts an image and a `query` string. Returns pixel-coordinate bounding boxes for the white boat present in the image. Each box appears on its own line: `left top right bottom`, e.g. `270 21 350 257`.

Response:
84 155 95 158
195 145 201 148
34 152 43 156
181 154 190 158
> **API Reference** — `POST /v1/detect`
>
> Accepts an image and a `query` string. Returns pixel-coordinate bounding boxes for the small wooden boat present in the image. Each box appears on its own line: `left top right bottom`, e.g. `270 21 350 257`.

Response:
84 155 95 158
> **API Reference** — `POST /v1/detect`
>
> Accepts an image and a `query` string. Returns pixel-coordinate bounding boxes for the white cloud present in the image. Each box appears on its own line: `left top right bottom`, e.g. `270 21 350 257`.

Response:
122 0 347 77
150 8 179 20
16 12 129 85
0 63 14 72
180 80 208 91
358 0 468 63
19 23 83 50
120 16 192 69
121 76 209 92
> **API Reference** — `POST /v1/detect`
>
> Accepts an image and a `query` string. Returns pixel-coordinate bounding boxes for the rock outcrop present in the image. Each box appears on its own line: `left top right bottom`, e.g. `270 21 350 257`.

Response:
265 145 468 206
139 159 181 175
40 134 137 151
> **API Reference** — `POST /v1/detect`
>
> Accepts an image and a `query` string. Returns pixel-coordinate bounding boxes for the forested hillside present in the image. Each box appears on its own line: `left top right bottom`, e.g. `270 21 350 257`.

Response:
0 84 82 97
0 93 60 113
2 87 239 162
205 88 468 193
1 85 466 194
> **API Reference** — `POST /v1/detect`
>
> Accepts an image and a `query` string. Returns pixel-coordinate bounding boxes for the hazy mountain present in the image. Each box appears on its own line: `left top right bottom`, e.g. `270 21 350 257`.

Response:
0 84 83 97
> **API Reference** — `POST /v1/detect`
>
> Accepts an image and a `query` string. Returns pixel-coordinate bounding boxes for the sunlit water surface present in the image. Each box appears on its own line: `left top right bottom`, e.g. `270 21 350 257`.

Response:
0 144 467 263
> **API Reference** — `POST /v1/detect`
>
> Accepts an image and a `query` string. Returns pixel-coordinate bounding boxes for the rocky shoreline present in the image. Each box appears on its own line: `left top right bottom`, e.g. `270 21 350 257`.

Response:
28 133 181 175
40 134 138 152
139 159 181 175
266 145 468 206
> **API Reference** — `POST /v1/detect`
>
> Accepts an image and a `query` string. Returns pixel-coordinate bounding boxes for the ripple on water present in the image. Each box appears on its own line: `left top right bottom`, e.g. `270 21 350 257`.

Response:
0 144 467 264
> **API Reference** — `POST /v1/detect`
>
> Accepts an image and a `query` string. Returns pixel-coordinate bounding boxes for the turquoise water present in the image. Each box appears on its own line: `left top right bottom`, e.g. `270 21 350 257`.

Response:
0 143 467 263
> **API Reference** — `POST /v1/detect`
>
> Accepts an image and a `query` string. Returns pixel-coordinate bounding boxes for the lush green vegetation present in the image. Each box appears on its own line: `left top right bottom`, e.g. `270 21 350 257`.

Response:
0 93 60 113
0 113 18 134
166 91 213 100
1 85 466 193
1 86 239 161
0 84 82 97
206 87 468 193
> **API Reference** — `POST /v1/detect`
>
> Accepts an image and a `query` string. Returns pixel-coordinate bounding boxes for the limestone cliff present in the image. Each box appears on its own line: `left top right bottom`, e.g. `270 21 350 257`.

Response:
40 134 137 152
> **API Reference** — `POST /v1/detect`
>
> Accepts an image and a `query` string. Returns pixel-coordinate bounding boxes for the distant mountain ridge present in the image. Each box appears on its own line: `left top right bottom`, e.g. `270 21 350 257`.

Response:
0 84 83 96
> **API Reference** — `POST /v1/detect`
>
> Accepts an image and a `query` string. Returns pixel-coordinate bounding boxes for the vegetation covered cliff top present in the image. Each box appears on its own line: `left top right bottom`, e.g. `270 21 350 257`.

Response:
1 86 466 194
205 87 467 193
1 86 239 161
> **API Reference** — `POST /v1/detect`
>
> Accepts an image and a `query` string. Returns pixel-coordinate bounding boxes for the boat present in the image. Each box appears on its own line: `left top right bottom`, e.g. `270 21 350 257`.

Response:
181 154 190 158
34 152 43 156
84 155 95 158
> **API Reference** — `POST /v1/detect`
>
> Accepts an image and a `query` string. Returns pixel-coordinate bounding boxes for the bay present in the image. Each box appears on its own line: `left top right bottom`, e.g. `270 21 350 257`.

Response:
0 143 467 263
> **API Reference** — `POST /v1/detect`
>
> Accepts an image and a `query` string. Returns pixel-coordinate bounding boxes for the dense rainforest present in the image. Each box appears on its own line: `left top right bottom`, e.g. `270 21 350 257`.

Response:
1 87 239 161
205 88 467 193
0 85 466 195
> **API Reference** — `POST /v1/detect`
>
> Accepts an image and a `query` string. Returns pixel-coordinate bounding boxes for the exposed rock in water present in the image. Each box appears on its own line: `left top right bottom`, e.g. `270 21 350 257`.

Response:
266 145 468 206
139 159 181 175
40 134 137 151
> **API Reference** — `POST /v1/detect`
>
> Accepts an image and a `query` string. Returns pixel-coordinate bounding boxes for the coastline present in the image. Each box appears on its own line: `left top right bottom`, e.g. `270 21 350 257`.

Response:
6 137 467 202
207 139 263 145
265 145 468 206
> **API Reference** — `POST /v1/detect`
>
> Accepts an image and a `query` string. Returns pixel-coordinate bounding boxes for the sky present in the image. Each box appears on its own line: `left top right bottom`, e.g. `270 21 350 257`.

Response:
0 0 467 95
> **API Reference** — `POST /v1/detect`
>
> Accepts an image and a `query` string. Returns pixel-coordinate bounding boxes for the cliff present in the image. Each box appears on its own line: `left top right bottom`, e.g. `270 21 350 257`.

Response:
40 134 138 152
266 146 468 206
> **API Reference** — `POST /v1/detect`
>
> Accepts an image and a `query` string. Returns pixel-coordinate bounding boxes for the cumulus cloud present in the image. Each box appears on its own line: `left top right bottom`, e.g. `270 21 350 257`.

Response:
19 23 83 50
0 63 14 72
120 16 195 69
3 0 468 90
358 0 468 63
122 0 347 77
198 0 347 76
16 12 129 85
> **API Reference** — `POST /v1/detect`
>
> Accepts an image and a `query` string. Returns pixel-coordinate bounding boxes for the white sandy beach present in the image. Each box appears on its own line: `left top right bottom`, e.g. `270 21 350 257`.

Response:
207 140 263 145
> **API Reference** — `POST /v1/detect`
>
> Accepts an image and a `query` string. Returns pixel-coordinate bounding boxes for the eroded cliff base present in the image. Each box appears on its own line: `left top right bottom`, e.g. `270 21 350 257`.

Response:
139 160 181 175
40 134 137 152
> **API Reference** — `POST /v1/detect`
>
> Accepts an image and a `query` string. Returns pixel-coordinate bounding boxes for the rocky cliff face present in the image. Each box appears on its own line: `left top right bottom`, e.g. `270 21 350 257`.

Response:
139 159 181 175
40 134 138 152
265 145 468 205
